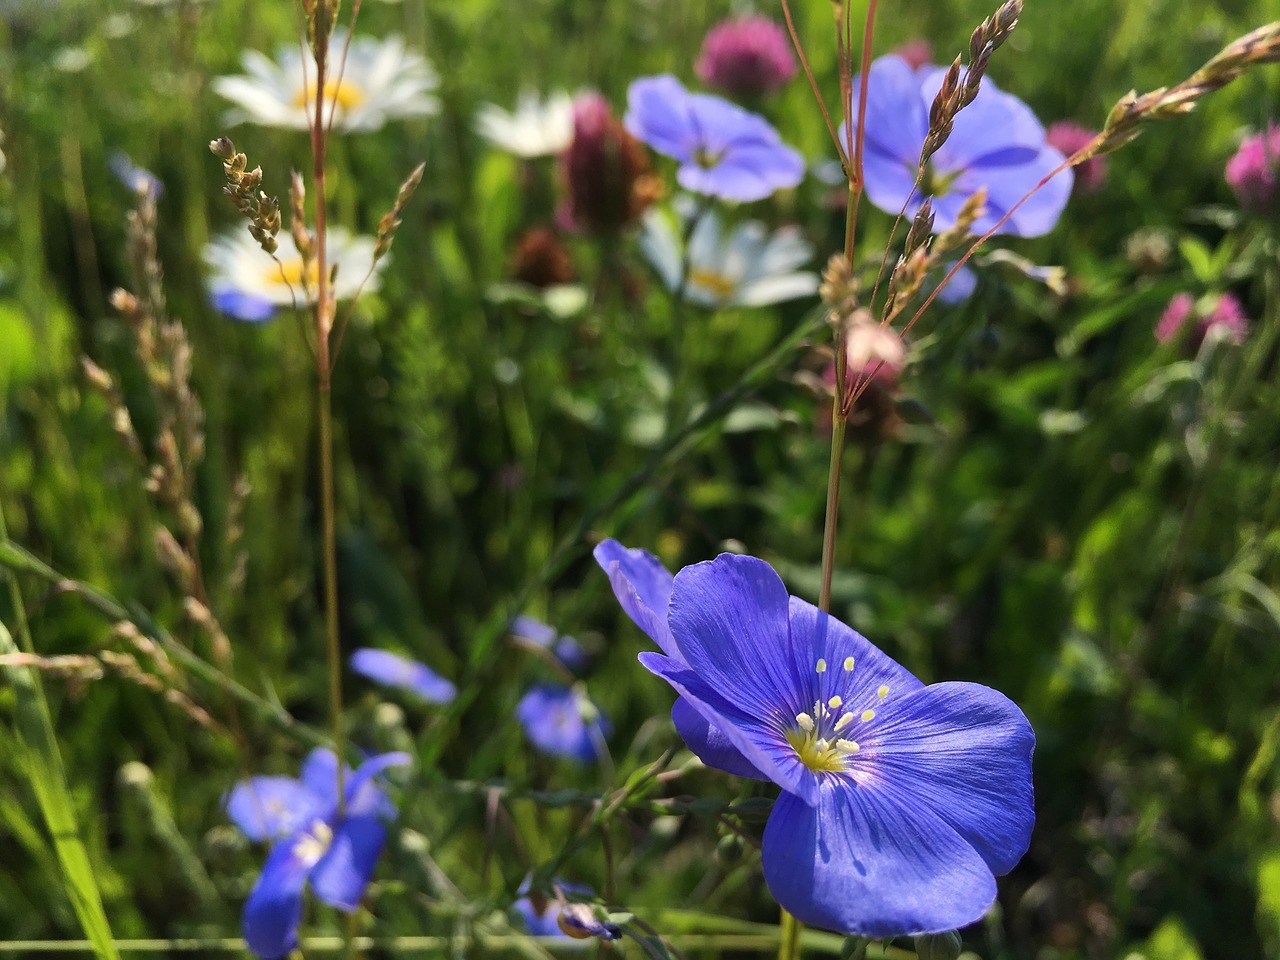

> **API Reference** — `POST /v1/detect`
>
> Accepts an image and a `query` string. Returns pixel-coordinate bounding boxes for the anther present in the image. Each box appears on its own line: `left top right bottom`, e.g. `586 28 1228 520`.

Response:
834 712 855 731
861 709 876 722
836 739 860 753
843 656 855 672
877 685 889 699
795 713 815 732
815 659 827 674
827 695 843 709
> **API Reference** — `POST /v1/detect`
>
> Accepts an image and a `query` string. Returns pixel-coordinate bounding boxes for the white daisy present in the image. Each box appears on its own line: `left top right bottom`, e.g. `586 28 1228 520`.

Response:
475 90 575 158
204 227 383 321
639 201 819 308
212 31 438 132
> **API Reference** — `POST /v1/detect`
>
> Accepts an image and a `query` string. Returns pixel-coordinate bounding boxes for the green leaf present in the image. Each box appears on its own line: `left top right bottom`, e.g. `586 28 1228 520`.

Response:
0 621 120 959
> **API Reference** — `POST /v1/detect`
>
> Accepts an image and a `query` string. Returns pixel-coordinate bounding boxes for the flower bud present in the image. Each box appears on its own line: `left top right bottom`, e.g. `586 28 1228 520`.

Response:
914 931 963 960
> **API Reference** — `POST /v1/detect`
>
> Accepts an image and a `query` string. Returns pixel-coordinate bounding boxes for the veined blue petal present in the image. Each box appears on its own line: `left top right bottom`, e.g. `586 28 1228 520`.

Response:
242 837 312 959
762 780 998 937
858 681 1034 876
310 813 388 911
350 648 457 704
855 55 929 164
225 776 329 843
639 652 817 804
667 554 809 719
593 539 679 658
671 698 767 780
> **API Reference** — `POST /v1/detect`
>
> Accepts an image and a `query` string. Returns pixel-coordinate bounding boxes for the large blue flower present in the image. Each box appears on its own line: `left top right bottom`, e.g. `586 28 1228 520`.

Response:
625 75 804 202
594 541 1034 936
225 749 411 958
855 54 1071 238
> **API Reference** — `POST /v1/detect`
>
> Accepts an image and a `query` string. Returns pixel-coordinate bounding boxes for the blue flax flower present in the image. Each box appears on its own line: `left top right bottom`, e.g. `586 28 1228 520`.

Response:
512 878 620 942
594 540 1034 936
509 615 591 673
350 648 457 704
226 749 410 958
856 54 1071 237
516 683 611 763
625 75 804 202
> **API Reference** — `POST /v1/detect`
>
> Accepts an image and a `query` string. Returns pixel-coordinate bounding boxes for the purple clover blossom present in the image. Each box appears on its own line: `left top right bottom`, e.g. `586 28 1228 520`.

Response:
1155 291 1249 349
225 749 410 959
625 75 805 203
516 683 611 763
1225 123 1280 216
856 54 1072 238
509 615 591 673
1045 122 1107 195
350 648 457 704
594 540 1035 936
695 15 797 100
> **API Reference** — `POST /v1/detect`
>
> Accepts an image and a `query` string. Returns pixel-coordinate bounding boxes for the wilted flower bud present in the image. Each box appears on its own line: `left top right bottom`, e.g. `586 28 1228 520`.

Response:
561 93 660 233
556 902 622 941
913 930 963 960
511 226 575 288
695 15 797 100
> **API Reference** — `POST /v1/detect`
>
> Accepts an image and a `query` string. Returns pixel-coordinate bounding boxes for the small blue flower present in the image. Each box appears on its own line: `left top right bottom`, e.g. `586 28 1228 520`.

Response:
511 878 595 940
350 648 456 704
855 54 1071 237
509 615 591 673
226 749 411 959
625 74 804 202
594 540 1034 937
556 902 623 941
109 151 163 200
516 683 611 763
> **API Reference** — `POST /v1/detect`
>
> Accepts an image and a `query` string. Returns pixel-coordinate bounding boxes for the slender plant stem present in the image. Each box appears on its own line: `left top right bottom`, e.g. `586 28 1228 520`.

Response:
307 22 347 817
665 197 713 439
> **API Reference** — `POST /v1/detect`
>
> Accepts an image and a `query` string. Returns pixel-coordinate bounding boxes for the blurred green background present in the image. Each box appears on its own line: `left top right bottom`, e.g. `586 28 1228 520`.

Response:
1 1 1278 958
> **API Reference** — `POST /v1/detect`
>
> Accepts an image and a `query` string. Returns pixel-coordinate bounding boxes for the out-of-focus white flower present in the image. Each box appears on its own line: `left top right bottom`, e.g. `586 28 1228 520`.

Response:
212 31 438 132
476 90 575 158
639 201 819 308
204 227 383 322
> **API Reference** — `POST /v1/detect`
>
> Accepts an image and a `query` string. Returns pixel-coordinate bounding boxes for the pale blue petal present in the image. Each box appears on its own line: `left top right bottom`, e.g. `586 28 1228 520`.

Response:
859 681 1034 876
350 648 457 704
345 751 411 817
592 539 679 658
625 75 696 161
299 749 342 815
211 287 277 322
762 781 998 936
225 776 328 842
858 55 929 164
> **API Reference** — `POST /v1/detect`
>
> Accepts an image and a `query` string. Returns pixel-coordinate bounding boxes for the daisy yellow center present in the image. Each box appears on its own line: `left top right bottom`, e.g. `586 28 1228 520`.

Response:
785 657 891 774
689 268 737 299
294 78 367 111
292 819 334 865
267 258 319 290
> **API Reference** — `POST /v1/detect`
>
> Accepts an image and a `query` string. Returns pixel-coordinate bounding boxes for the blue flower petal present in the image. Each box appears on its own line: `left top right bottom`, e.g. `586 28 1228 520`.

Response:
762 780 998 937
593 539 679 658
639 652 816 804
345 751 411 817
860 143 921 219
211 287 277 322
242 837 313 959
667 554 809 719
625 75 697 161
509 615 558 647
678 141 805 202
350 648 457 704
225 776 328 842
513 896 567 937
310 813 388 911
857 55 929 164
671 697 767 780
925 67 1047 161
860 681 1034 876
963 144 1072 238
299 748 343 815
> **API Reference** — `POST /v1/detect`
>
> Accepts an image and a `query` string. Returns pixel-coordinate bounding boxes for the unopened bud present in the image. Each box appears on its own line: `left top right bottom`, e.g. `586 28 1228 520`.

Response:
914 930 963 960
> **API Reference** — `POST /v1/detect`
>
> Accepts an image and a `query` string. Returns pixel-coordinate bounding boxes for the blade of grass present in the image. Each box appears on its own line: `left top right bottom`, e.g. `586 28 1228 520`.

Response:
0 509 120 960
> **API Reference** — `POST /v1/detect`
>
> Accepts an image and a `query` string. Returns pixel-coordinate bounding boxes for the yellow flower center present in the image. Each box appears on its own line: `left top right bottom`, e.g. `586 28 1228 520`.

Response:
292 820 334 866
266 257 318 290
293 78 367 111
689 268 737 299
785 657 891 774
